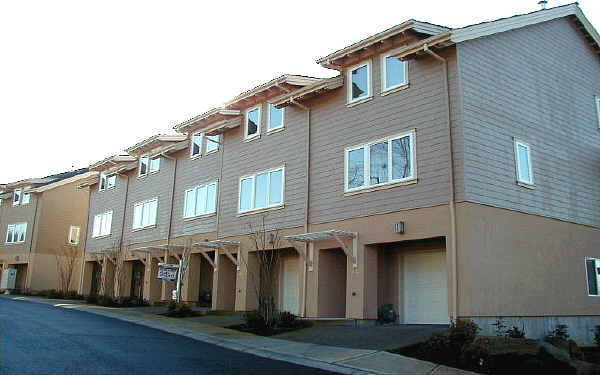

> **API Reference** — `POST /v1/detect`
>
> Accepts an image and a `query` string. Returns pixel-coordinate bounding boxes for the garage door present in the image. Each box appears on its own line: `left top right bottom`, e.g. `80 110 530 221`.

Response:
282 257 299 315
404 251 448 324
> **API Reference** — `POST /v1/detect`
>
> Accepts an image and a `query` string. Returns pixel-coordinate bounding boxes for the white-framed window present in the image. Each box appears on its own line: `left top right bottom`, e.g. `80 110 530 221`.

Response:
184 182 218 218
92 211 112 238
381 53 407 92
345 131 416 192
586 258 600 296
239 166 284 213
595 95 600 128
13 189 21 206
133 198 158 230
100 173 117 191
245 106 261 139
6 223 27 244
68 226 81 245
191 132 203 157
139 156 149 177
514 139 534 186
21 192 30 205
347 61 371 104
206 135 220 153
149 157 160 173
99 173 107 191
267 104 284 132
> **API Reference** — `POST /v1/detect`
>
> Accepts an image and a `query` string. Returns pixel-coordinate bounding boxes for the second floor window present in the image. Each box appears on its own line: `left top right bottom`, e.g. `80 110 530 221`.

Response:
382 54 407 92
514 139 534 186
92 211 113 238
13 189 21 205
191 133 203 157
6 223 27 244
149 157 160 173
268 104 284 131
245 106 261 139
184 182 217 218
133 198 158 229
139 156 149 177
239 167 284 213
586 258 600 296
345 131 416 192
348 62 371 103
68 226 81 245
21 192 30 205
99 173 117 191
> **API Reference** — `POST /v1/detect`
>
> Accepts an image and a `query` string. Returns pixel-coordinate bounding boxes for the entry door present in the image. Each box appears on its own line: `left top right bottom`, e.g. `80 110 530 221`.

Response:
404 251 448 324
281 257 300 314
131 264 144 298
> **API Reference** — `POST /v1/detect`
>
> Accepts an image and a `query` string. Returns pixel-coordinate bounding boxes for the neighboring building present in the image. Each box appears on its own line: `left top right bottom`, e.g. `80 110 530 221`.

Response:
0 169 96 292
79 4 600 343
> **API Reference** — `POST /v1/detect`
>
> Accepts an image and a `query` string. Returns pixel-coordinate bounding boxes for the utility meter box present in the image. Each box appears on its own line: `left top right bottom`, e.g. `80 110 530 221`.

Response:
0 268 17 290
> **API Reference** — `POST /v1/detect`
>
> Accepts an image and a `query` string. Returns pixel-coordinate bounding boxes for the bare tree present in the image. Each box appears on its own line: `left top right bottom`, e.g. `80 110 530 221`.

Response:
175 239 193 303
107 241 128 297
240 215 282 327
55 245 80 294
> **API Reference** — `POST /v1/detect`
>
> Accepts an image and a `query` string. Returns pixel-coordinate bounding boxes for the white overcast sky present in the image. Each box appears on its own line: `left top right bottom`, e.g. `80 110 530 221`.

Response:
1 0 598 183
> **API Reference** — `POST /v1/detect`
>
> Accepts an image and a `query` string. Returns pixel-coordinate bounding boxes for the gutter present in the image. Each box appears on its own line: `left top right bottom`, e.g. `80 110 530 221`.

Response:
423 44 458 321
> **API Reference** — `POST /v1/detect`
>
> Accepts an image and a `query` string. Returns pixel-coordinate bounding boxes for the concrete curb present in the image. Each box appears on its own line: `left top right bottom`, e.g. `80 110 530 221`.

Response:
7 296 479 375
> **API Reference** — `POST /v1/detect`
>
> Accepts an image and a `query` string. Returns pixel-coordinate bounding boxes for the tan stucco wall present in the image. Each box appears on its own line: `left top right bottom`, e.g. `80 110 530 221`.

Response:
456 202 600 317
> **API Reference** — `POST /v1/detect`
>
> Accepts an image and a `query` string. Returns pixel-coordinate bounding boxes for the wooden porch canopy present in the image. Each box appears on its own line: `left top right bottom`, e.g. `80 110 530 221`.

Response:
130 244 185 265
285 230 358 269
193 240 240 271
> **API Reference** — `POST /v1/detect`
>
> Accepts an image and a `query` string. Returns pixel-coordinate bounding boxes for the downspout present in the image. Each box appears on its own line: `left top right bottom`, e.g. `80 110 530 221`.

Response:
78 186 93 294
215 137 225 240
118 174 130 252
164 154 178 247
423 44 458 321
25 193 41 289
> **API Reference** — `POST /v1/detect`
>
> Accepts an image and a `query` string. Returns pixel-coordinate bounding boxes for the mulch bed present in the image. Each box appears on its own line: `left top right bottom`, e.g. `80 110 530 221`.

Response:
227 321 313 337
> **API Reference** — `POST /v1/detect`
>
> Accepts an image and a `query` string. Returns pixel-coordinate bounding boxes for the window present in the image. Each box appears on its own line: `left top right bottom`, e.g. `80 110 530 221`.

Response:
345 131 416 192
92 211 112 238
139 156 149 177
595 96 600 128
107 175 116 189
348 61 371 103
514 139 534 186
245 106 261 139
21 192 30 205
68 226 80 245
267 104 284 131
184 182 217 218
13 189 21 206
99 173 107 191
206 135 220 153
239 167 284 213
149 157 160 173
133 198 158 230
586 258 600 296
6 223 27 244
382 54 407 92
190 132 203 157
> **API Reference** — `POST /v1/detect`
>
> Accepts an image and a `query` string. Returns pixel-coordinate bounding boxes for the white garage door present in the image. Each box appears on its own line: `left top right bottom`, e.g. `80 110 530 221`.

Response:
404 251 448 324
282 256 299 315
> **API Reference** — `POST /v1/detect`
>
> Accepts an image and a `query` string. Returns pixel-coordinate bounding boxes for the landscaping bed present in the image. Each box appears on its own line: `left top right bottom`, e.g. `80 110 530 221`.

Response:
227 310 313 336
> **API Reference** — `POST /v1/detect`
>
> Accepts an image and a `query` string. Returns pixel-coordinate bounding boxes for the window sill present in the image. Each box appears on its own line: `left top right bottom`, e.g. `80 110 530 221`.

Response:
183 212 216 222
92 234 111 240
205 149 219 156
99 186 116 193
517 181 536 190
149 170 160 175
381 83 410 96
132 225 157 232
243 134 261 143
346 96 373 108
5 242 25 246
237 204 285 217
344 178 418 196
137 174 148 180
266 127 285 135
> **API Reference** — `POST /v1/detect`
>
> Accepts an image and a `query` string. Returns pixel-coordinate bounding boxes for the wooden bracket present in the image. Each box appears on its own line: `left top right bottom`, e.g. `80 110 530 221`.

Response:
331 232 358 268
199 251 216 270
221 246 239 269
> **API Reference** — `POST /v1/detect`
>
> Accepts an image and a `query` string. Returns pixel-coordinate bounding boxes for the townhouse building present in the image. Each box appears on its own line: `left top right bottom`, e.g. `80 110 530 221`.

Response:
0 169 95 291
79 4 600 343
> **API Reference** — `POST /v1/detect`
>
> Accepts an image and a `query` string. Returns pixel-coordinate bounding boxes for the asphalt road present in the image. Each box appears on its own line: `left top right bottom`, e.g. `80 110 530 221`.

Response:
0 298 336 375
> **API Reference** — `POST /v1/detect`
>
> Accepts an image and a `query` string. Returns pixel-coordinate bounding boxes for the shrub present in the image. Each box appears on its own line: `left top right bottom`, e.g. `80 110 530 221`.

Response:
449 319 480 350
165 302 193 317
85 294 98 304
506 325 526 339
377 304 398 324
244 310 266 330
278 311 297 328
492 318 507 337
65 291 84 300
418 332 456 366
548 324 569 340
593 326 600 347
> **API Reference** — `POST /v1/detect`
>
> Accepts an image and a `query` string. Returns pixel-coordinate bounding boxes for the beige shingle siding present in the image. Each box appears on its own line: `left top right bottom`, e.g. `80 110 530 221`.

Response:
85 177 127 252
0 194 38 253
457 18 600 227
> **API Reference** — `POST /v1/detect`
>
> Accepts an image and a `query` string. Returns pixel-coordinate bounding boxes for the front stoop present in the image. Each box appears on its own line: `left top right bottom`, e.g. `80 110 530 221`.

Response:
6 296 480 375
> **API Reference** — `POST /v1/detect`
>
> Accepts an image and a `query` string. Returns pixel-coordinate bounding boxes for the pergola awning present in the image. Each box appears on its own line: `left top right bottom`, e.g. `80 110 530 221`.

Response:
285 230 358 269
193 240 240 270
131 244 185 264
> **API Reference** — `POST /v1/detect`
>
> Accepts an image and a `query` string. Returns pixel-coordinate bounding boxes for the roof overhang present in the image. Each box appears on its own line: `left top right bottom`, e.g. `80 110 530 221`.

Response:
271 75 344 108
125 134 187 156
173 108 241 134
6 178 56 189
316 20 450 70
28 171 98 193
90 155 138 172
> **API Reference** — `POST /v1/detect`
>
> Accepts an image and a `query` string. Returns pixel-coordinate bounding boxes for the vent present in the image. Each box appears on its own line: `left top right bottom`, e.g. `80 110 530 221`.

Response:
394 222 405 234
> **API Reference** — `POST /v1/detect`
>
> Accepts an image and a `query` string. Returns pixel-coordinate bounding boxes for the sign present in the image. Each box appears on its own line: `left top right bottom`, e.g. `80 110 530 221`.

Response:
157 265 178 282
171 290 178 300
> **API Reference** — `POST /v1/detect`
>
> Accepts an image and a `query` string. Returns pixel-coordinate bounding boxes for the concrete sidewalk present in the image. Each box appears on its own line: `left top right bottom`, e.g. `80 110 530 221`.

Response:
6 296 478 375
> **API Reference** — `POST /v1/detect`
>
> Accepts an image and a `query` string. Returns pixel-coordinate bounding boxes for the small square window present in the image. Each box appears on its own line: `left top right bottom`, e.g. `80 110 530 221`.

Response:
268 104 284 131
68 226 80 245
245 106 261 139
348 62 371 103
13 189 21 206
586 258 600 296
514 139 534 187
206 135 220 153
382 54 407 92
191 133 203 157
139 156 149 177
106 175 116 189
149 157 160 173
21 192 30 205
